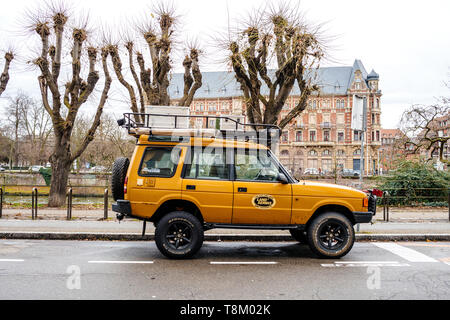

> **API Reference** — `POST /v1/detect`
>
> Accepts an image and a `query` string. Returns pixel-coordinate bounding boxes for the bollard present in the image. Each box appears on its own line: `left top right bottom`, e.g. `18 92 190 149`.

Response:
0 187 3 219
383 192 386 221
31 187 38 220
386 192 390 222
104 188 108 220
448 189 449 222
67 188 72 220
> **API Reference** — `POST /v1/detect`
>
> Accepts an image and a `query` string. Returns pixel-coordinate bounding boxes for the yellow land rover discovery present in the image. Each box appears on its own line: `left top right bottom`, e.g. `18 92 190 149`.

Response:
112 113 377 259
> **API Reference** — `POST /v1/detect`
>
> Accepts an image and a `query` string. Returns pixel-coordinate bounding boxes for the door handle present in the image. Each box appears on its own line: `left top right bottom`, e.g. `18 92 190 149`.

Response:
238 187 247 192
186 185 196 190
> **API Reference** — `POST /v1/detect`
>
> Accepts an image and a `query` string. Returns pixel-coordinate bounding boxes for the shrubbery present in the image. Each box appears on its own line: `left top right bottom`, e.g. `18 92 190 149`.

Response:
377 160 449 206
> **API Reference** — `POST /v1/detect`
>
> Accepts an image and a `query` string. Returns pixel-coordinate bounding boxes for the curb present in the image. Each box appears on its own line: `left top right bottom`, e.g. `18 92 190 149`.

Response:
1 232 450 242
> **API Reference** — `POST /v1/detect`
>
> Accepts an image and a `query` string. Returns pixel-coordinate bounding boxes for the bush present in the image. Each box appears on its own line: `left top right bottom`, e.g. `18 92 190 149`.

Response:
377 160 449 206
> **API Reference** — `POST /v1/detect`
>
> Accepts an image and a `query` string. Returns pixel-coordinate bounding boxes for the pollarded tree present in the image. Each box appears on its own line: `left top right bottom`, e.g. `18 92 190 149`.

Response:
29 5 112 206
225 3 325 128
0 51 14 97
400 101 450 167
107 3 202 118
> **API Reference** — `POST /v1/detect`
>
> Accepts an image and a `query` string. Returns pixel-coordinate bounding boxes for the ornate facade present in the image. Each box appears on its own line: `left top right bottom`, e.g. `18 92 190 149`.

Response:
168 59 382 176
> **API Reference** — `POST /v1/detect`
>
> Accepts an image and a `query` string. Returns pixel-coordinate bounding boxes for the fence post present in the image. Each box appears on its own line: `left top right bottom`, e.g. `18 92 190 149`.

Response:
32 187 38 220
104 188 108 220
67 188 72 220
0 187 3 219
448 188 449 222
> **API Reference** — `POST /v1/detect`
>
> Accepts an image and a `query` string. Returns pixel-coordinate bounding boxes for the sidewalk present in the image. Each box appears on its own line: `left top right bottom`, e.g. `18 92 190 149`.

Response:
0 207 449 242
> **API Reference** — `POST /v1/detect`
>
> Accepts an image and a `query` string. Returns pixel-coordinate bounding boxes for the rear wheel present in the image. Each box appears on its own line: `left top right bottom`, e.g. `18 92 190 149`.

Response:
307 212 355 259
155 211 204 259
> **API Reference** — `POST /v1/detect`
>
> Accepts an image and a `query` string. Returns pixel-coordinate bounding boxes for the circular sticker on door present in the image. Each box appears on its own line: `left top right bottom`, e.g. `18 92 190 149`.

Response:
252 195 276 209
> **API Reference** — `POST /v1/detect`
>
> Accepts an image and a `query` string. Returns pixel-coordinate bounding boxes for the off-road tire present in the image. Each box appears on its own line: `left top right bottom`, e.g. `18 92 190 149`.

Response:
307 212 355 259
289 229 308 244
111 157 129 201
155 211 204 259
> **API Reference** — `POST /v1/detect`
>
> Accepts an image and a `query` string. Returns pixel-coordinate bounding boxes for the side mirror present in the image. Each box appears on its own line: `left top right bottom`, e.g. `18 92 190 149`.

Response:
278 173 289 184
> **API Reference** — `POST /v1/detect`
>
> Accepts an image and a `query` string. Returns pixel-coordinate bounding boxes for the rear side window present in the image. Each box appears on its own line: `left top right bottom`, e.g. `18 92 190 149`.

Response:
139 147 179 177
184 147 229 180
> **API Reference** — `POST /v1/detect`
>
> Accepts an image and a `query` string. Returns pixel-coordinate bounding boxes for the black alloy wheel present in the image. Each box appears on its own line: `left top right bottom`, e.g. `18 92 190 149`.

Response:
307 212 355 258
155 211 204 259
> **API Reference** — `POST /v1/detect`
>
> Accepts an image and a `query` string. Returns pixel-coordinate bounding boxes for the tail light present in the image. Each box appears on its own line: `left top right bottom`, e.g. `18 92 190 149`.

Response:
124 176 128 194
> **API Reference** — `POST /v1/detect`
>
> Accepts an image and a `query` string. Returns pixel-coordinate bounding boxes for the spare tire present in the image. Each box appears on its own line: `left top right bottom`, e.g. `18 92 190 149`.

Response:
111 157 129 201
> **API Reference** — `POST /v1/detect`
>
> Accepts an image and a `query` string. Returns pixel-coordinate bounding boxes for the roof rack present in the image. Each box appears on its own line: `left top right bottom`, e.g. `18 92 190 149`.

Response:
117 113 281 147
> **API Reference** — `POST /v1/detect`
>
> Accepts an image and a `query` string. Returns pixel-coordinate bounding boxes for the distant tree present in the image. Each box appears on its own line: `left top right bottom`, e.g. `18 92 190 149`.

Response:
223 3 326 128
0 51 14 97
74 113 135 170
28 4 112 206
400 97 449 167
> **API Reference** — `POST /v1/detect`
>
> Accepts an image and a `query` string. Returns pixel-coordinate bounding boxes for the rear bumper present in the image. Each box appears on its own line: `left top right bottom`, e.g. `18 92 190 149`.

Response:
112 200 132 216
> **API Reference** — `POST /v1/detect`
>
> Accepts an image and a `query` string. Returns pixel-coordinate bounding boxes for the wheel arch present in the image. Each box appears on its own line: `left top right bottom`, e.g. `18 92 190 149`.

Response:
307 204 355 227
150 199 204 225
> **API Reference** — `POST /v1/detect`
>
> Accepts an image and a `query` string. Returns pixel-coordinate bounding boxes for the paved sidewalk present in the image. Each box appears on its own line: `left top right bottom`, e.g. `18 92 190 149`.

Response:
1 207 448 222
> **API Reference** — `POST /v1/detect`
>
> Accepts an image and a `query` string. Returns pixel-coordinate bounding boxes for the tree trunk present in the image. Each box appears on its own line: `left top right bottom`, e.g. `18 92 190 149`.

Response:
48 137 72 207
48 156 71 207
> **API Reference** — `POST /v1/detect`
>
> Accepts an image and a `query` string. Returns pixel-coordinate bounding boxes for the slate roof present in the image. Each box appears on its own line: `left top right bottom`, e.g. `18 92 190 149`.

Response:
168 59 376 100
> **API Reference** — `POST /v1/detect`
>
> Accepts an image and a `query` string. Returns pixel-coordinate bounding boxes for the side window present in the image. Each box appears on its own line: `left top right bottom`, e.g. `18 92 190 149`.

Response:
234 149 281 182
184 147 229 180
139 147 179 177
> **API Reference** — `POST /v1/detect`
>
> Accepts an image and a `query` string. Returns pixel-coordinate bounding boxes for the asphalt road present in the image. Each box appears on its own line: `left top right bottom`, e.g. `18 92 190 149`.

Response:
0 240 449 300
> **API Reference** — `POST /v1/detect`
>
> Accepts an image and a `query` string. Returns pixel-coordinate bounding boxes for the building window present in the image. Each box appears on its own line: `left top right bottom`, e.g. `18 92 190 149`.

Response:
309 114 316 125
281 150 290 157
281 131 289 143
354 130 362 141
353 149 361 156
309 130 316 142
337 113 345 125
338 131 344 142
295 131 303 142
323 130 330 142
337 149 345 156
376 130 380 142
322 149 331 156
309 150 317 156
322 159 332 172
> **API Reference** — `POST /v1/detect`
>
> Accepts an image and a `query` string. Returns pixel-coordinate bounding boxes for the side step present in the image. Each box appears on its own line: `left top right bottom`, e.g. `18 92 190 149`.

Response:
204 223 305 231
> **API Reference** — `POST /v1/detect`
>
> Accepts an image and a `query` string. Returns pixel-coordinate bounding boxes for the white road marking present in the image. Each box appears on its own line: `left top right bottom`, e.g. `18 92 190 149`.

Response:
88 260 154 264
321 261 410 267
373 243 438 262
0 259 24 262
210 261 278 265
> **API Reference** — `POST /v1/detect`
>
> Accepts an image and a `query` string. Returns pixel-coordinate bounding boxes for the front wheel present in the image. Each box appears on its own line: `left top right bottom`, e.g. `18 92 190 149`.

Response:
155 211 204 259
307 212 355 259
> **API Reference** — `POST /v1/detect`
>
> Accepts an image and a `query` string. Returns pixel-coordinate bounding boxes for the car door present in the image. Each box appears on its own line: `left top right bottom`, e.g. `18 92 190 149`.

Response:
182 146 234 224
232 148 292 225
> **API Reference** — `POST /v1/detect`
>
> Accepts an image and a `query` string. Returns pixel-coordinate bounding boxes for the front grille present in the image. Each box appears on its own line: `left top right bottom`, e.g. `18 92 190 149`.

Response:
368 195 377 215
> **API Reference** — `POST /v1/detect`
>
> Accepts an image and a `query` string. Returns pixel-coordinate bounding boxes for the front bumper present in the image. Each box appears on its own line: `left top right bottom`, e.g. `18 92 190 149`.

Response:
352 211 373 224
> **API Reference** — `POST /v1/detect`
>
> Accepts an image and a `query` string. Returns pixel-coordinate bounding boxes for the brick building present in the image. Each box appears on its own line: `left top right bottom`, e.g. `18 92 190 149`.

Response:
379 129 404 173
167 59 382 176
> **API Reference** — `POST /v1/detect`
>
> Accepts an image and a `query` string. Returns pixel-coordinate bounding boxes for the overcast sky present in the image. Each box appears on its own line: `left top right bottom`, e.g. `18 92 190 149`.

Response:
0 0 449 129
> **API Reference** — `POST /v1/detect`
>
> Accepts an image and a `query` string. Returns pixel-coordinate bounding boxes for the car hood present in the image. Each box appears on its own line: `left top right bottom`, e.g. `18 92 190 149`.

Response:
292 180 367 198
